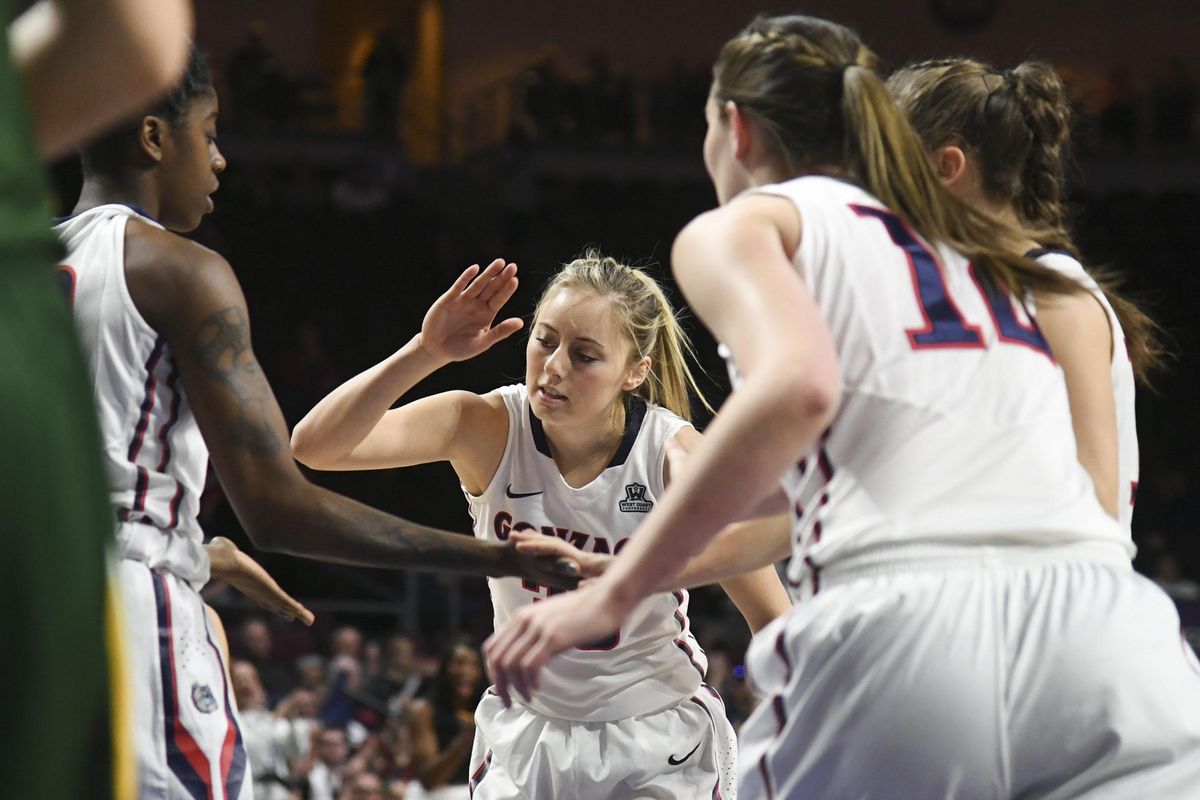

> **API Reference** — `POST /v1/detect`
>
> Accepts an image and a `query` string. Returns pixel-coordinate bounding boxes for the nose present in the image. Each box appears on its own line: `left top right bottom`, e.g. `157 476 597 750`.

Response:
544 344 568 379
212 147 227 174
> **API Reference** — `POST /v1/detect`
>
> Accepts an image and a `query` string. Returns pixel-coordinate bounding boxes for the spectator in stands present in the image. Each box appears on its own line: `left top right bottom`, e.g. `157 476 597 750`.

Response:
367 633 428 719
407 639 485 798
340 770 387 800
305 726 352 800
362 26 409 142
233 660 315 799
239 617 295 701
333 624 366 660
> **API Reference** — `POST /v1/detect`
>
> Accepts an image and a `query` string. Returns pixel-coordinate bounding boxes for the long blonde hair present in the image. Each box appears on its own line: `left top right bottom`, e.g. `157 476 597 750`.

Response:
533 249 712 422
711 15 1082 301
887 57 1166 383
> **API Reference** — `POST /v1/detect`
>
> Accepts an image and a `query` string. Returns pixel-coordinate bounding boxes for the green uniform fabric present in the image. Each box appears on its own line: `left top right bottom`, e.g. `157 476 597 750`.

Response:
0 5 119 796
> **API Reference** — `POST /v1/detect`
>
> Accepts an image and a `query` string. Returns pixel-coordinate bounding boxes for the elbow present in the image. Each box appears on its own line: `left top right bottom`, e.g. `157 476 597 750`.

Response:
775 359 841 431
289 422 332 470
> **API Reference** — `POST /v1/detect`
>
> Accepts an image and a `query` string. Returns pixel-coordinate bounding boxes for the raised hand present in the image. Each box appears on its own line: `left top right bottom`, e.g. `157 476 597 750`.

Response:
416 259 524 363
206 536 315 625
484 583 621 707
511 531 613 579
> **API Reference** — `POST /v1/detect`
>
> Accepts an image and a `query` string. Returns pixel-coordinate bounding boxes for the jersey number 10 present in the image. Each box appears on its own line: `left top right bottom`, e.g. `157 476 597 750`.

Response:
851 205 1053 359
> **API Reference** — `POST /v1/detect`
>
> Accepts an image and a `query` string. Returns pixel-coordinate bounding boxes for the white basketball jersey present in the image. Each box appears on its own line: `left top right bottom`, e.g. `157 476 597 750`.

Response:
55 204 210 588
1031 249 1139 538
466 384 704 722
725 177 1126 597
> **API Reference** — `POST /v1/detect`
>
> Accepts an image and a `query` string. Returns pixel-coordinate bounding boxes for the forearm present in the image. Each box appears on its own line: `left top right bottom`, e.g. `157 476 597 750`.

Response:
242 478 511 577
10 0 191 158
604 373 832 612
669 514 791 591
719 566 792 634
291 335 444 466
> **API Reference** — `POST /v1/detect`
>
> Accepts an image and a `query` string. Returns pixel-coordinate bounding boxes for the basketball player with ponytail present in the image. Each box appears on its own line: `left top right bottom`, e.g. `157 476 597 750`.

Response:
293 251 790 797
487 15 1200 798
888 58 1164 535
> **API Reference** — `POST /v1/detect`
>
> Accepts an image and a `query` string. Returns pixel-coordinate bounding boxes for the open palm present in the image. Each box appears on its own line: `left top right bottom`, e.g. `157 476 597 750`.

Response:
419 259 524 362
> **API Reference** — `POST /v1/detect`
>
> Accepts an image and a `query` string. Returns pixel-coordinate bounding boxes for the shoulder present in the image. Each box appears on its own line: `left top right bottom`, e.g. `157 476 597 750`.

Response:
675 192 801 264
123 219 243 332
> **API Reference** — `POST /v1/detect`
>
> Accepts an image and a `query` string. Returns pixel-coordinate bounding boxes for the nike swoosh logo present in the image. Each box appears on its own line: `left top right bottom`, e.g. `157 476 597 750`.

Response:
505 484 543 499
668 741 701 766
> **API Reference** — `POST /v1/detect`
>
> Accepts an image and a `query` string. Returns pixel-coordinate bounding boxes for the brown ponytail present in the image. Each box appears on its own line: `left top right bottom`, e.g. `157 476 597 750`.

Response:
713 15 1083 308
888 57 1166 383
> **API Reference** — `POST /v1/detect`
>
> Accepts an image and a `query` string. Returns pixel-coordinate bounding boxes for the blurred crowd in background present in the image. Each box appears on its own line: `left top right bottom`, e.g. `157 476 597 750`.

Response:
45 29 1200 800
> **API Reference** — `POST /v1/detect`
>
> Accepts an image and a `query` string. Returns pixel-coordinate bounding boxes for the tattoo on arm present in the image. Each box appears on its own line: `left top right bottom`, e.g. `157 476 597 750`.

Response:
188 306 283 456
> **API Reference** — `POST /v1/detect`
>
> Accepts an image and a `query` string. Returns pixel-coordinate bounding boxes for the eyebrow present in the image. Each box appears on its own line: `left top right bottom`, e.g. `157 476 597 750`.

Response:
535 322 605 348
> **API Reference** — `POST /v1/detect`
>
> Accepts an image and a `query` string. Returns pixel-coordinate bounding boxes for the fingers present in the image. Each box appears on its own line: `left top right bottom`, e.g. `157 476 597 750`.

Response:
465 258 510 299
484 614 547 706
485 317 524 346
511 530 574 556
448 263 482 296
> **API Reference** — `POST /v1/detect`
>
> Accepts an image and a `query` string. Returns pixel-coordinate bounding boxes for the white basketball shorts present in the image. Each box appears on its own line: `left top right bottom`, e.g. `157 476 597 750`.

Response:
119 559 250 799
739 544 1200 799
469 685 737 798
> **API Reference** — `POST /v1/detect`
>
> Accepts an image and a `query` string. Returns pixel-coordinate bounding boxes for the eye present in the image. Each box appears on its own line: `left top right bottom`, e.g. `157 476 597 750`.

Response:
575 352 598 364
534 336 553 348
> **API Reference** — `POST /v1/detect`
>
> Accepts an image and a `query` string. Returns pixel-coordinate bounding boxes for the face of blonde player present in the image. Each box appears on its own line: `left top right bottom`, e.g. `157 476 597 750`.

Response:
703 89 752 206
157 91 226 233
526 287 646 433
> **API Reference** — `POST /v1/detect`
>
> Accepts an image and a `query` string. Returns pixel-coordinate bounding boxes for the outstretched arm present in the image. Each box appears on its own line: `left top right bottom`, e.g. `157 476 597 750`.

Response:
10 0 192 158
291 259 522 493
125 227 572 587
485 194 838 703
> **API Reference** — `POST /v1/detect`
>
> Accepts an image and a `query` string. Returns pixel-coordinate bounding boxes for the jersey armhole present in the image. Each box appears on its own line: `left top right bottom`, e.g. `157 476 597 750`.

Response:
462 386 519 502
113 215 160 339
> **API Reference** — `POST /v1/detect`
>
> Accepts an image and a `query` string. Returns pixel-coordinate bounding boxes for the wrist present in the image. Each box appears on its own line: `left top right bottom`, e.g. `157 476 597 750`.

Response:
407 333 451 370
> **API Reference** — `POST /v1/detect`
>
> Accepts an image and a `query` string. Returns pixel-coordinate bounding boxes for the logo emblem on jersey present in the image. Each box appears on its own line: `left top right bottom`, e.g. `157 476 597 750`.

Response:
668 740 701 766
191 682 219 714
505 483 543 499
618 482 653 513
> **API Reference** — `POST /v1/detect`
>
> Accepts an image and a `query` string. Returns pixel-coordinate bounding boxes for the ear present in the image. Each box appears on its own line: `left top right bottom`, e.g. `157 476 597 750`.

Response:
930 144 967 187
138 115 168 164
623 356 651 392
725 100 753 162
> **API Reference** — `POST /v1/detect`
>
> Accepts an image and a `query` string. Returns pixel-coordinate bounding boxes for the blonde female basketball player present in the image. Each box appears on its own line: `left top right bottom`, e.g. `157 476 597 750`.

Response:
293 252 791 798
486 14 1200 799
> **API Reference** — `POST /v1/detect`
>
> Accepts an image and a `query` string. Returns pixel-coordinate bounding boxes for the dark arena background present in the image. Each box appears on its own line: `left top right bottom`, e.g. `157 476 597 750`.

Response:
48 0 1200 793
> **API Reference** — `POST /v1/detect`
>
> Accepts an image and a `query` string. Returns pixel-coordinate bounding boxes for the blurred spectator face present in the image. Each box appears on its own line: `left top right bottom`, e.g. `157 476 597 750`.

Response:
385 634 416 676
240 619 272 661
447 644 483 702
332 626 363 659
331 653 363 692
341 771 385 800
363 639 382 677
231 660 267 710
297 654 327 691
316 727 349 767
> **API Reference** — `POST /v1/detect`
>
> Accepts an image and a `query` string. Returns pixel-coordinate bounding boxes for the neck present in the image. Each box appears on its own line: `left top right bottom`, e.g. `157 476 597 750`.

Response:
73 173 158 219
541 400 627 478
983 197 1041 253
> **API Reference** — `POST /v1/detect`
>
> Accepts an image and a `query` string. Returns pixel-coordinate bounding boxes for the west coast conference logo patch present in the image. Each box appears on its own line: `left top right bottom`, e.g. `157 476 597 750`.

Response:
619 482 653 513
191 682 219 714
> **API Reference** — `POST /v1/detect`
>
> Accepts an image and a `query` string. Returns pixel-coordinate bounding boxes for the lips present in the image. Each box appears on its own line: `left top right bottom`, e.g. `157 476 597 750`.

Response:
538 385 567 402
